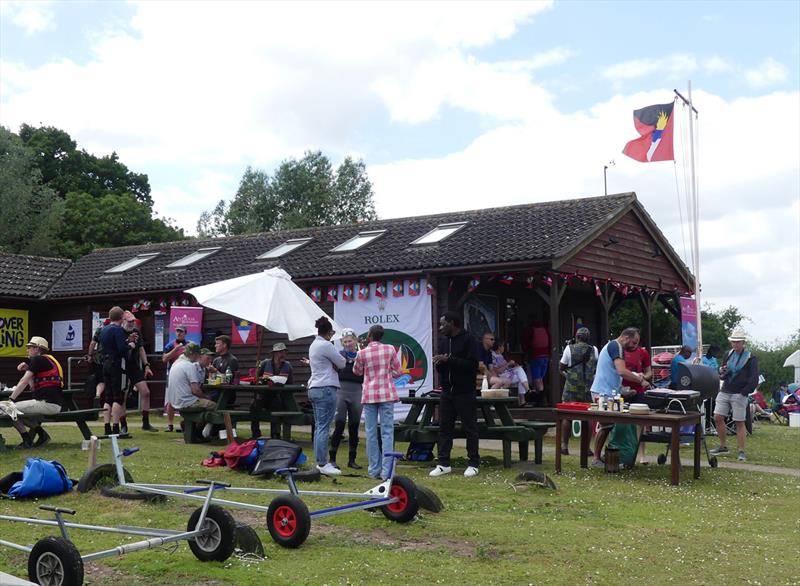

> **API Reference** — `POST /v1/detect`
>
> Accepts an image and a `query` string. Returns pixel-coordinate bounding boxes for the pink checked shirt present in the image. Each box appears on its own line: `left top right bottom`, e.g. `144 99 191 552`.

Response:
353 341 402 404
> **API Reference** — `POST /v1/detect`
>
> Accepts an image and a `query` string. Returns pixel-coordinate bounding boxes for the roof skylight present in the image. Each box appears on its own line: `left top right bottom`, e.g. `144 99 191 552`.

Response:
331 230 386 252
410 222 467 245
105 253 160 274
166 247 221 268
257 238 313 259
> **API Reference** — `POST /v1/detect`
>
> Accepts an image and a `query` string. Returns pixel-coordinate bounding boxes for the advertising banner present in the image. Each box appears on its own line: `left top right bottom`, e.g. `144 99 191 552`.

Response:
334 280 432 421
167 306 203 345
52 319 83 352
0 309 29 357
680 296 698 356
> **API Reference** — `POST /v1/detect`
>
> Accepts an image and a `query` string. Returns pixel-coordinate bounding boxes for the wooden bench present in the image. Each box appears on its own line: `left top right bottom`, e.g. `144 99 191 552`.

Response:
181 409 253 444
0 407 104 441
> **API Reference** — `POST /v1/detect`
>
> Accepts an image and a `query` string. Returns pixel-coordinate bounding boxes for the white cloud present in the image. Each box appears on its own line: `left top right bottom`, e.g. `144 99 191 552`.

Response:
744 57 789 88
602 54 698 81
1 0 55 34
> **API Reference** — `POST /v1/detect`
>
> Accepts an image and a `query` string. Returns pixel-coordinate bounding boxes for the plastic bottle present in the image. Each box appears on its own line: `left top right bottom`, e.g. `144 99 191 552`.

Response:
481 374 489 393
225 367 233 384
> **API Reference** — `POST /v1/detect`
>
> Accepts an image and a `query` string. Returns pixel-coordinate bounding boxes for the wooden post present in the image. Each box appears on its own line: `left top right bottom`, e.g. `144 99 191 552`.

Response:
638 290 660 350
597 282 617 342
536 278 567 407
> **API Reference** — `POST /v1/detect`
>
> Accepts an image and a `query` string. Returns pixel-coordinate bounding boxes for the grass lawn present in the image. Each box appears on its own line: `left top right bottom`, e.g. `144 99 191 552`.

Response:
1 418 798 585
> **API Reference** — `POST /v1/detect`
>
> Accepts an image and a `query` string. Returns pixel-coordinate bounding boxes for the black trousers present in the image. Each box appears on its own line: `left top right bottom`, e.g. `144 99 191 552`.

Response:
437 391 480 468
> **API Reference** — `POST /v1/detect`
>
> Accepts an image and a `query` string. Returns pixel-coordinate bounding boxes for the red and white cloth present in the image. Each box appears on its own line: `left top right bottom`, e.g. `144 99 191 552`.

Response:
353 341 402 404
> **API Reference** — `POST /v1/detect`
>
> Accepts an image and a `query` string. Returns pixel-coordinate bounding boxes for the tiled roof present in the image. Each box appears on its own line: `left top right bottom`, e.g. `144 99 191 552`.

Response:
0 253 72 299
46 193 642 299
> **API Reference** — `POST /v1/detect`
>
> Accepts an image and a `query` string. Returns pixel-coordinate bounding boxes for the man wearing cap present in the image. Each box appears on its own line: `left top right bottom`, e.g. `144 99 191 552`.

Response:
121 311 157 432
7 337 64 448
162 324 189 432
100 306 136 436
166 343 216 427
711 328 759 461
251 342 294 438
558 327 598 455
197 348 215 382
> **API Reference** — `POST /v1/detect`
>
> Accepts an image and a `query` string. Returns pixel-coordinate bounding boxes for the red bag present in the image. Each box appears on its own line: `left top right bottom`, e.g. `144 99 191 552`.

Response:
202 453 225 468
222 440 258 469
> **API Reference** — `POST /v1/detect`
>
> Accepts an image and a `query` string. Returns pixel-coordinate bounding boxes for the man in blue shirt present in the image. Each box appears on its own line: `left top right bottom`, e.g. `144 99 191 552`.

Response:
670 346 693 389
99 306 135 435
589 327 651 467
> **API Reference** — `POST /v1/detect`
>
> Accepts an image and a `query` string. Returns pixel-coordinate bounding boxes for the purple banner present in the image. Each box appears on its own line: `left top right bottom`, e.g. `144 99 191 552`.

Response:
168 306 203 345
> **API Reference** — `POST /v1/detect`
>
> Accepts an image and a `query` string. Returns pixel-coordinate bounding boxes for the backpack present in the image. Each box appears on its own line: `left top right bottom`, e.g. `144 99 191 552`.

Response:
406 442 435 462
5 458 73 499
250 439 303 477
607 424 639 468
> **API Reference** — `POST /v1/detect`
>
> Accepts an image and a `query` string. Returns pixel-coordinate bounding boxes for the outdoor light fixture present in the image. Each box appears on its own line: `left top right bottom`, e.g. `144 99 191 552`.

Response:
602 235 620 248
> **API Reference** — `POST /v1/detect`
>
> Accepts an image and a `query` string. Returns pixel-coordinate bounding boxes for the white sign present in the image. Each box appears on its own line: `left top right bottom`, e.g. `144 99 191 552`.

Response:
52 319 83 352
334 280 432 421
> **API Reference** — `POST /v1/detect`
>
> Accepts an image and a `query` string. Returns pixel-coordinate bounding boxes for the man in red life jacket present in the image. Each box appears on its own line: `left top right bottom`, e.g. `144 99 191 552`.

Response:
7 336 64 449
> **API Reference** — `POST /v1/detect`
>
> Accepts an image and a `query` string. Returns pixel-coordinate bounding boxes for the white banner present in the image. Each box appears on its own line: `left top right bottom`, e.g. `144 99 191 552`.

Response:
52 319 83 352
334 280 432 421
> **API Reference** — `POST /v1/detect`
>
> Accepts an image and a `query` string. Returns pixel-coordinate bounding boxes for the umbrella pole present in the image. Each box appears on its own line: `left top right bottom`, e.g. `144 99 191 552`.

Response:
255 324 264 377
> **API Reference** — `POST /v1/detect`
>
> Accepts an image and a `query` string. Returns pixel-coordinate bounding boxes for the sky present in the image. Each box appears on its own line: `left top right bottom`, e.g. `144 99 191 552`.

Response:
1 0 798 345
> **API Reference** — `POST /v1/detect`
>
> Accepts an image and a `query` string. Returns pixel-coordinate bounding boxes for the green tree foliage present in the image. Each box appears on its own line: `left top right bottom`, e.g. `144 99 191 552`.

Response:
2 125 183 259
55 192 183 259
609 297 681 346
0 127 65 256
197 151 378 235
18 124 152 204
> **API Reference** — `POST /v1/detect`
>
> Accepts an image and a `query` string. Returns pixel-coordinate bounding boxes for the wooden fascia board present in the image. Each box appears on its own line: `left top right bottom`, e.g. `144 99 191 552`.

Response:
627 203 694 290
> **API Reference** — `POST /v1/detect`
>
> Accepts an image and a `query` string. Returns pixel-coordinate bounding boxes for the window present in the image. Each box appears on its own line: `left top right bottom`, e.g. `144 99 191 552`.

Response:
410 222 467 245
330 230 386 252
105 253 160 274
257 238 313 259
165 247 221 268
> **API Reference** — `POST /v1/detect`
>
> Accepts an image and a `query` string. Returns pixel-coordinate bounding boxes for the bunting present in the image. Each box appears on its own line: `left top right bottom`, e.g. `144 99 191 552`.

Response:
358 283 370 300
392 280 404 297
342 284 354 302
525 274 536 289
467 275 480 293
326 286 338 302
375 282 387 298
310 287 322 303
408 279 421 296
498 274 514 285
426 281 434 295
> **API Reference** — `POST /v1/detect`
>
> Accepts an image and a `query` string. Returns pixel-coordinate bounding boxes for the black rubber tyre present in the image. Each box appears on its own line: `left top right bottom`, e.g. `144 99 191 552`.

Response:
709 456 719 468
187 504 237 562
381 475 419 523
76 464 132 493
266 495 311 549
745 409 753 435
234 522 264 557
27 536 84 586
657 454 667 466
414 483 445 513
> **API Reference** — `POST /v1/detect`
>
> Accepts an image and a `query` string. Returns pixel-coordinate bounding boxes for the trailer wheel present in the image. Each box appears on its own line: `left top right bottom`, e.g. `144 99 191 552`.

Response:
657 454 667 466
187 504 236 562
76 463 132 493
27 536 84 586
709 456 719 468
267 495 311 548
381 475 419 523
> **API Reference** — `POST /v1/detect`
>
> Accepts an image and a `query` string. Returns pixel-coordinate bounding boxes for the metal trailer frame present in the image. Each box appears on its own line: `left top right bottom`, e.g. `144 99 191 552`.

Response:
0 481 237 585
88 435 418 543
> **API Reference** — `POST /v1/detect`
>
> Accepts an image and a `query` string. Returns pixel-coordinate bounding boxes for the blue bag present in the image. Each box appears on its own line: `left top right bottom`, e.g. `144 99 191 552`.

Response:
7 458 73 499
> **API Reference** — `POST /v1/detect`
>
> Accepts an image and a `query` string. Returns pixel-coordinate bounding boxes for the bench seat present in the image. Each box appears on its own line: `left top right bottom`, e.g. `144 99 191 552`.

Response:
0 407 103 440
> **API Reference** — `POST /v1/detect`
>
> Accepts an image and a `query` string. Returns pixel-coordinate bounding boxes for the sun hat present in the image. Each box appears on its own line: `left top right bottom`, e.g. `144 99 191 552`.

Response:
341 328 357 338
728 328 747 342
272 342 287 352
175 324 187 332
26 336 49 351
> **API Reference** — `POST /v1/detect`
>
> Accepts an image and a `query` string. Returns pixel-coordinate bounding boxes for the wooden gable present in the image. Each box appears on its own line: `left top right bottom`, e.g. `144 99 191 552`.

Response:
555 209 692 292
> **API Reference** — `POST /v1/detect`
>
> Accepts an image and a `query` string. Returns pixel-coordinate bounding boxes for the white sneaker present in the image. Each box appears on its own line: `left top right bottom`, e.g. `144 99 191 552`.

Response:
317 463 342 476
429 465 452 477
464 466 479 478
201 423 214 439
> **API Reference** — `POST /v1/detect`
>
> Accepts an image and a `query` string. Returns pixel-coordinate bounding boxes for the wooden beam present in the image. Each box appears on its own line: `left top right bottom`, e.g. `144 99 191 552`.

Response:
547 278 566 406
597 282 617 341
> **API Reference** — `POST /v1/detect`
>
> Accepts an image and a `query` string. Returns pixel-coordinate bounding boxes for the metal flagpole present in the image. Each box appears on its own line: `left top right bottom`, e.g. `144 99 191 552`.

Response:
674 83 702 357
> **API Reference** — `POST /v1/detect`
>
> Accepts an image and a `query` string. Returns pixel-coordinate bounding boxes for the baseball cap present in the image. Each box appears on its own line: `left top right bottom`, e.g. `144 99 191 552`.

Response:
26 336 50 351
183 342 201 356
200 348 214 356
272 342 287 352
175 324 187 332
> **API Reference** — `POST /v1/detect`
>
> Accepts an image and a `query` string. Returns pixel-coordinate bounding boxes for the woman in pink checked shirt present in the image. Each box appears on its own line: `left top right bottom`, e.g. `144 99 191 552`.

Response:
353 324 402 480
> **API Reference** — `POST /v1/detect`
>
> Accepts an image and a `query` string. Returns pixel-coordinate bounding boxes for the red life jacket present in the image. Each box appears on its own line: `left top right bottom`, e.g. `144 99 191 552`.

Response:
33 354 64 391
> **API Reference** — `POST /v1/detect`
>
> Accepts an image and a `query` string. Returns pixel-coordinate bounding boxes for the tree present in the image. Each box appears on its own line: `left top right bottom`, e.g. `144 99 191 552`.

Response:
751 330 800 393
199 151 378 235
0 127 65 256
18 124 152 205
609 297 681 346
55 191 184 259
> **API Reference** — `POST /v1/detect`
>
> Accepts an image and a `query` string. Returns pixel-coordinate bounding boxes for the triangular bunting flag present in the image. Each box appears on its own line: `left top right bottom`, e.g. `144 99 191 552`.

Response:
426 281 434 295
375 282 387 298
358 283 370 300
327 286 338 302
498 274 514 285
408 279 421 296
342 284 354 302
310 287 322 303
392 280 404 297
467 275 480 293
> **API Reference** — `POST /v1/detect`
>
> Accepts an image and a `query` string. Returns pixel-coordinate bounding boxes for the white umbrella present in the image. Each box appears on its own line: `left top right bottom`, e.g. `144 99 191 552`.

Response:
185 267 340 340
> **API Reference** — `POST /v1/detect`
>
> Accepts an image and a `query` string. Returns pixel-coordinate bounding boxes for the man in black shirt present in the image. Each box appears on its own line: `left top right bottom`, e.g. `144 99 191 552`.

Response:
430 310 481 478
121 311 157 432
209 335 239 407
8 336 64 449
99 306 136 435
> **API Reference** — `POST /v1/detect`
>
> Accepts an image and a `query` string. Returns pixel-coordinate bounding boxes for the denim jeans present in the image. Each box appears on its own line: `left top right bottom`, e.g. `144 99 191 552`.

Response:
363 401 395 479
308 386 338 465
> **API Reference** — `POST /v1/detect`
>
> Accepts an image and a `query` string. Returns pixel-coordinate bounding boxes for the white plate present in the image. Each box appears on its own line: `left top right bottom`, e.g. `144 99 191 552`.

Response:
270 375 288 385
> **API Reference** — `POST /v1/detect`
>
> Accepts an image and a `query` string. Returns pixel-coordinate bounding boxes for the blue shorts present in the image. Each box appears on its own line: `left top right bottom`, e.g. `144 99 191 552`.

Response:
529 357 549 380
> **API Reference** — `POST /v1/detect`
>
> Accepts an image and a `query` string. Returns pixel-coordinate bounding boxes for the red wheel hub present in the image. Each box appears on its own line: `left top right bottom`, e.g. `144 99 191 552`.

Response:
386 484 408 513
273 505 298 537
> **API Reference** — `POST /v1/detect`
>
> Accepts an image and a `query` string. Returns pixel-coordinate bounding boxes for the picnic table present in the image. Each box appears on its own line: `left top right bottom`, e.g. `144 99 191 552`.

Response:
394 394 554 467
0 388 103 441
181 383 312 444
554 408 702 486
